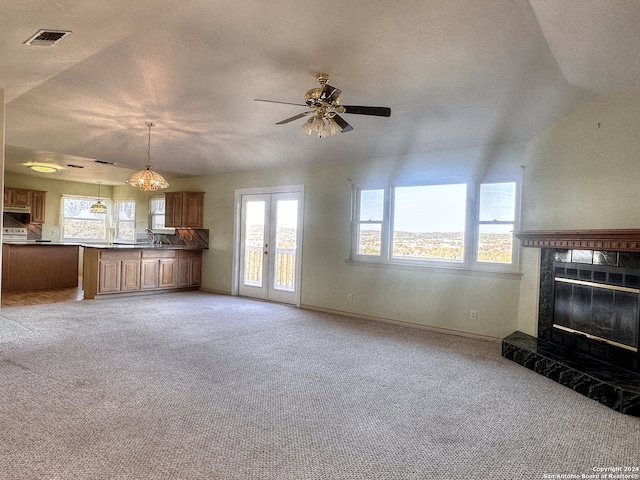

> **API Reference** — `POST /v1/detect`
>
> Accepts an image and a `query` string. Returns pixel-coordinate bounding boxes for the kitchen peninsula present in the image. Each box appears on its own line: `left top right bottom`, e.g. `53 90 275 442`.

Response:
2 243 80 291
82 245 204 299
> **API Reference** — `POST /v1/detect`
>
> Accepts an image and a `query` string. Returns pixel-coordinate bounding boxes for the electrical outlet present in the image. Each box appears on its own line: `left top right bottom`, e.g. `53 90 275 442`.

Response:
470 310 477 320
347 293 353 302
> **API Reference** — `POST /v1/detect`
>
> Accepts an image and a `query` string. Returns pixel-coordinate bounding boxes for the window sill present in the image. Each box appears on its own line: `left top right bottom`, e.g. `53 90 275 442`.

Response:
345 259 523 280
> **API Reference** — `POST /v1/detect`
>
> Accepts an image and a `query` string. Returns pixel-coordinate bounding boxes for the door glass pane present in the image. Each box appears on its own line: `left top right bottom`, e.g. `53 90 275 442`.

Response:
392 184 466 262
274 200 298 291
244 201 265 287
477 224 513 263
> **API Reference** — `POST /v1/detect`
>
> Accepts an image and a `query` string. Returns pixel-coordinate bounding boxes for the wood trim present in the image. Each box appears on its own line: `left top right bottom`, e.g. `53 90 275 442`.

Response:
515 229 640 252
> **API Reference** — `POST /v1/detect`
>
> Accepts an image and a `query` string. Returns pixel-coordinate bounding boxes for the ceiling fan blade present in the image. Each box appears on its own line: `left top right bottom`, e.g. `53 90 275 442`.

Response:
254 98 306 107
275 111 313 125
319 84 341 104
333 115 354 133
342 105 391 117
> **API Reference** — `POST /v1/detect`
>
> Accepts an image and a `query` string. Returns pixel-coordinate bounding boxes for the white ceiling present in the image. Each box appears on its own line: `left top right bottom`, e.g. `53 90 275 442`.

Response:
2 0 640 185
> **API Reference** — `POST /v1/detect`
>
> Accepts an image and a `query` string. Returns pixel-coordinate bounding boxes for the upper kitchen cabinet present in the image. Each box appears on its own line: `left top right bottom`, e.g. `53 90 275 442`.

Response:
30 191 47 224
165 192 204 228
5 188 31 207
4 188 47 223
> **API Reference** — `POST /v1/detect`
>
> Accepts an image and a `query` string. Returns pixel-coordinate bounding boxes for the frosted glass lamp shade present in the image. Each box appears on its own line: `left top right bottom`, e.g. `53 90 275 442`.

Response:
126 166 169 192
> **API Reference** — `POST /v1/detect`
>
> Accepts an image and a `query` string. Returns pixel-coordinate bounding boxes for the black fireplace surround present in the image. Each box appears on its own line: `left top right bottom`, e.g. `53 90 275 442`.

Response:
503 243 640 416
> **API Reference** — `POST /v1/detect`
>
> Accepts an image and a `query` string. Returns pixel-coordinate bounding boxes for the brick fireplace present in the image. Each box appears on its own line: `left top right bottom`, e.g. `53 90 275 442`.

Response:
502 230 640 416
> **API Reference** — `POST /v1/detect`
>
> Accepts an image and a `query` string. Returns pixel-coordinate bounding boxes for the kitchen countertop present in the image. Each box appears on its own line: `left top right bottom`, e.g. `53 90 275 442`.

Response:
3 242 205 250
84 243 206 250
2 241 82 246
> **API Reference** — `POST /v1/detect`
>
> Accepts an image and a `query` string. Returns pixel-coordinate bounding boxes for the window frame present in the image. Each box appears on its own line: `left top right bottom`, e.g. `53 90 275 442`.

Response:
149 196 174 233
60 194 112 244
114 199 137 243
352 184 390 258
350 175 521 274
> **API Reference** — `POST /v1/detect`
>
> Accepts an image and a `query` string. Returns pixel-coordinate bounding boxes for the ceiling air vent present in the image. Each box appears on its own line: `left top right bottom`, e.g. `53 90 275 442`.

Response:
24 29 71 46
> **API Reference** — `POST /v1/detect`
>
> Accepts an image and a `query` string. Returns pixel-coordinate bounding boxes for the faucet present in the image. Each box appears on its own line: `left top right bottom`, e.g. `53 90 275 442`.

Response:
145 229 158 245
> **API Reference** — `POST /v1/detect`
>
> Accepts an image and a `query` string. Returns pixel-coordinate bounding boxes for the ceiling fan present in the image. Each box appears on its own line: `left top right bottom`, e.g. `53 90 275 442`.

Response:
255 73 391 138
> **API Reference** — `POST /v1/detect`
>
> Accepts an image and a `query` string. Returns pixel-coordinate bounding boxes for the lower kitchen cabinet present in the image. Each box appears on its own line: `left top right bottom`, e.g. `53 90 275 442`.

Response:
178 250 202 287
122 258 142 291
99 258 121 293
141 250 178 290
83 247 202 299
141 258 159 290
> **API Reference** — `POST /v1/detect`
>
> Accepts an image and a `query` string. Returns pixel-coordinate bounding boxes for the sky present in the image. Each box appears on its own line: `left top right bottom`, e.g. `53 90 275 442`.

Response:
361 182 515 233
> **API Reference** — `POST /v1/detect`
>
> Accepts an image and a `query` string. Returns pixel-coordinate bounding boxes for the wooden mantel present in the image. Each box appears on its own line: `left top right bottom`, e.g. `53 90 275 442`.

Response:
515 229 640 252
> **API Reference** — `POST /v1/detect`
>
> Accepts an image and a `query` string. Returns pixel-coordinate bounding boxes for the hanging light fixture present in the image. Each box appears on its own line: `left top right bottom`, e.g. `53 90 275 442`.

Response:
90 181 107 214
126 121 169 191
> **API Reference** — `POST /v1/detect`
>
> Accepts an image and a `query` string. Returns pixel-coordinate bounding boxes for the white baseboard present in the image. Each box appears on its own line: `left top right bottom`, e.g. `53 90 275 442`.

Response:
300 304 501 343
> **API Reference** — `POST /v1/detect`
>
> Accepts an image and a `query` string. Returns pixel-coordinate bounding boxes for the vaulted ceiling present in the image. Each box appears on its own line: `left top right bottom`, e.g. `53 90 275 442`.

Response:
2 1 640 185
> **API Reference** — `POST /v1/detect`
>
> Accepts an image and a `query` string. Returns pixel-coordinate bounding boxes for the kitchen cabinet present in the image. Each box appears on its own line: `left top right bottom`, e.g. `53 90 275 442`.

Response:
99 257 121 293
159 258 178 288
3 188 47 223
141 250 177 289
165 192 204 228
6 188 31 207
178 250 202 287
141 258 160 290
83 246 202 299
121 258 142 291
96 250 140 294
30 191 47 223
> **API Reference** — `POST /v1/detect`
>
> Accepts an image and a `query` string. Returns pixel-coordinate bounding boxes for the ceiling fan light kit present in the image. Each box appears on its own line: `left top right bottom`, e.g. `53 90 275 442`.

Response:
255 73 391 138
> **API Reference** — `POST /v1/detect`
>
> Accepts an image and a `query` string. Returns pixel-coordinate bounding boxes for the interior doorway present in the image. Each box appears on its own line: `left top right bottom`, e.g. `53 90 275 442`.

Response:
234 186 304 306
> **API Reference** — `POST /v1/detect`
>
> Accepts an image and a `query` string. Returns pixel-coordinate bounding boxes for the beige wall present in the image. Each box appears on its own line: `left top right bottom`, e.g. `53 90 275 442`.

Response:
516 85 640 336
6 85 640 340
172 143 526 339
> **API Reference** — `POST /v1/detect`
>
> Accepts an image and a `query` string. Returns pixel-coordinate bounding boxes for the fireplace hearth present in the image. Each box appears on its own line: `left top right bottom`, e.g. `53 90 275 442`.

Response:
503 230 640 416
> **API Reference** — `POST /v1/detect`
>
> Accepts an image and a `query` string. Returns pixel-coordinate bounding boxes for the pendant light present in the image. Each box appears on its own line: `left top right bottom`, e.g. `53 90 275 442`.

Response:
90 181 107 214
126 121 169 191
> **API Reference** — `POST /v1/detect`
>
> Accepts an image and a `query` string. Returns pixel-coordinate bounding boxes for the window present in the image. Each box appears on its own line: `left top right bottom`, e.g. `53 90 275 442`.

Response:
114 200 136 242
149 197 167 230
476 182 516 264
61 195 110 242
393 184 467 262
351 178 519 271
355 188 386 256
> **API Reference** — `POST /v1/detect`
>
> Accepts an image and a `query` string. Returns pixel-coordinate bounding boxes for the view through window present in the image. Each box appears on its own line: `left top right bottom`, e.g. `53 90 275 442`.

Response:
352 179 518 270
61 196 110 242
149 197 167 230
115 200 136 242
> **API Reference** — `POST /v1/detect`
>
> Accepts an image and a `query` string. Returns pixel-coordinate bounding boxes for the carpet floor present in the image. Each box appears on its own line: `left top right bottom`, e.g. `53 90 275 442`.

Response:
1 291 638 479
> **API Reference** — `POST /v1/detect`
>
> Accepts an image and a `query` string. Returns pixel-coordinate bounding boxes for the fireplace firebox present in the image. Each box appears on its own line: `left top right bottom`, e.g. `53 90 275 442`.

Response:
502 230 640 416
551 262 639 372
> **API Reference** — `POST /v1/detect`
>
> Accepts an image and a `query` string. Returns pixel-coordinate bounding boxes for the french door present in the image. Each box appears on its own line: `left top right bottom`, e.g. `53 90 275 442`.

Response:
238 190 302 305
